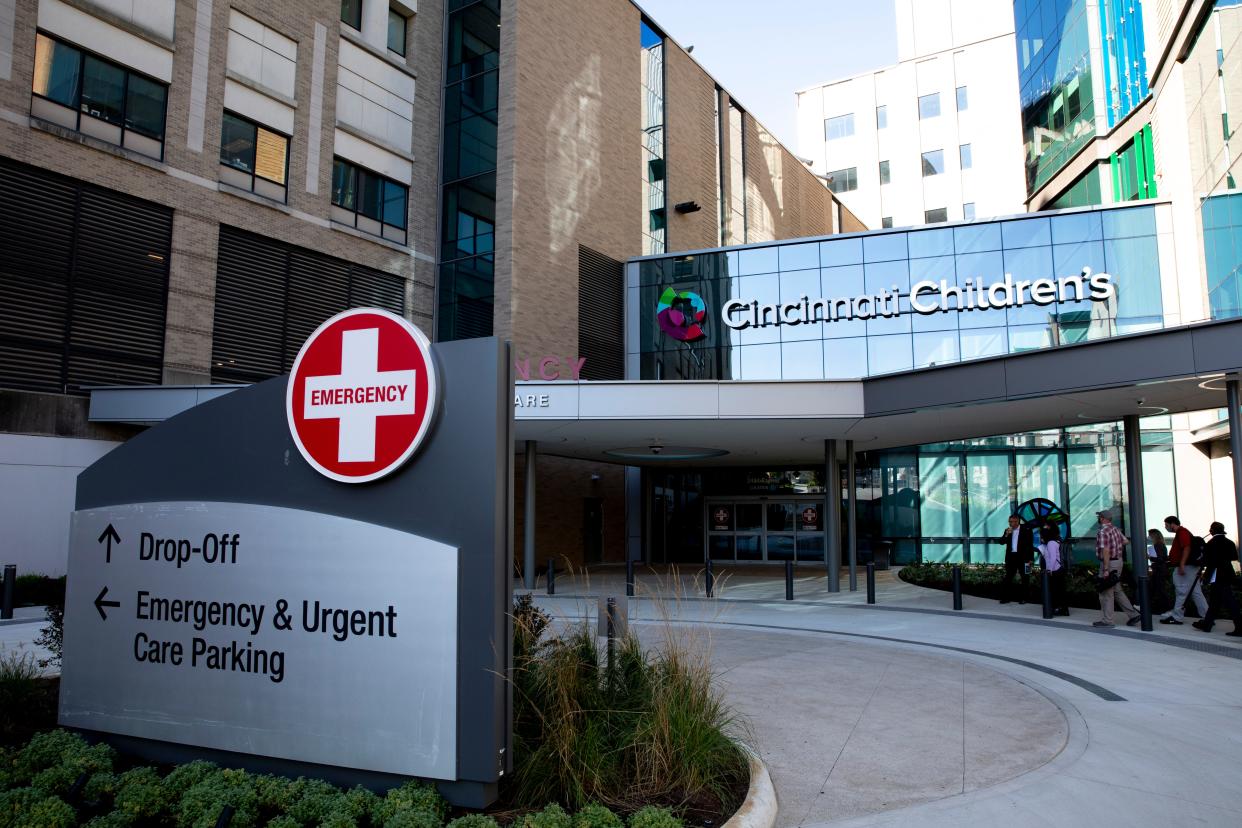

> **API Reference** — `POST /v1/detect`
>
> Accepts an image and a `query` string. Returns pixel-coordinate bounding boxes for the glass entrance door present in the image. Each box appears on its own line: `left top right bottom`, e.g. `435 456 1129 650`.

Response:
706 498 826 563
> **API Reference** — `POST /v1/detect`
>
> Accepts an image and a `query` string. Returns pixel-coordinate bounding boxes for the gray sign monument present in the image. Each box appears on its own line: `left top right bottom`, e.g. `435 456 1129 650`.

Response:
60 335 513 807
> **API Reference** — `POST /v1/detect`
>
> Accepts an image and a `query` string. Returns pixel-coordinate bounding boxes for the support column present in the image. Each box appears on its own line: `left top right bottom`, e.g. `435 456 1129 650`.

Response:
826 440 841 593
523 440 537 590
1228 380 1242 545
847 440 858 591
1123 415 1151 631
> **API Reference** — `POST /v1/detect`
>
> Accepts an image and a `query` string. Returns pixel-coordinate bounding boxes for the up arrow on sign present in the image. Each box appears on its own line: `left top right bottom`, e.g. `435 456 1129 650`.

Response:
97 524 121 563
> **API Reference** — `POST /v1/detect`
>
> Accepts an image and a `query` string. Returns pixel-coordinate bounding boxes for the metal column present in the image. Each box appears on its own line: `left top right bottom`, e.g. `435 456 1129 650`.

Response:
847 440 858 591
1123 415 1152 631
826 440 841 593
1229 380 1242 545
523 440 537 590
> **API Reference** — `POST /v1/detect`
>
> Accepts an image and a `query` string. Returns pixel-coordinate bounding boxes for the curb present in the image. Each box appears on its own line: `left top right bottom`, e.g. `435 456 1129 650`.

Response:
722 752 777 828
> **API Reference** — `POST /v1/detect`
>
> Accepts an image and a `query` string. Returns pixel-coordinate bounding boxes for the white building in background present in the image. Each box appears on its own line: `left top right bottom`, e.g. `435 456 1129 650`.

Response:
795 0 1027 229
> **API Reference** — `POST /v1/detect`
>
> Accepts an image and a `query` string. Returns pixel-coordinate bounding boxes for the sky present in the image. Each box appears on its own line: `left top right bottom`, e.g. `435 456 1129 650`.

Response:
635 1 899 153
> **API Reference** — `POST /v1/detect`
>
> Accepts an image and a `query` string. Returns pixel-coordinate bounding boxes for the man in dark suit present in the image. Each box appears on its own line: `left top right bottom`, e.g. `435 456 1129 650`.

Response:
995 514 1035 604
1192 522 1242 636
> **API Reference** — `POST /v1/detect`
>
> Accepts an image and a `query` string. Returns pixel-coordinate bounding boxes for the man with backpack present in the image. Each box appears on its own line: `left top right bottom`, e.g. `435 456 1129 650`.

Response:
1192 522 1242 636
1159 515 1208 625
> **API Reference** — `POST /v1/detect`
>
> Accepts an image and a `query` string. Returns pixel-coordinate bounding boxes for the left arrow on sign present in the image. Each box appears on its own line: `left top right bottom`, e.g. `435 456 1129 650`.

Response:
94 586 121 621
97 524 121 563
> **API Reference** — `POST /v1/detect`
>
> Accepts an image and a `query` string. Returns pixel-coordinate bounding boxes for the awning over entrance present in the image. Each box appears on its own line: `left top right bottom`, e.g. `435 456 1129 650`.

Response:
514 317 1242 465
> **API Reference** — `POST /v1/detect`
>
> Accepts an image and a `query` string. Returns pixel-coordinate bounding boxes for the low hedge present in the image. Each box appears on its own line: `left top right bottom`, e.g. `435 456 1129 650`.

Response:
898 561 1193 612
0 731 685 828
7 574 66 608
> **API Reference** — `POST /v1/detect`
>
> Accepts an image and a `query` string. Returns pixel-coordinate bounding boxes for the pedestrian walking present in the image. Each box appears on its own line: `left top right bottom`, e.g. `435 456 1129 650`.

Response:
1159 515 1207 625
1192 522 1242 636
1147 528 1170 615
1094 510 1140 628
995 514 1035 604
1040 525 1069 616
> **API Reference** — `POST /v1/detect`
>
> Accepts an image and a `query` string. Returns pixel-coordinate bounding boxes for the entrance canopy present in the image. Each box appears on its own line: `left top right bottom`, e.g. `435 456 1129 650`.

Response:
515 317 1242 465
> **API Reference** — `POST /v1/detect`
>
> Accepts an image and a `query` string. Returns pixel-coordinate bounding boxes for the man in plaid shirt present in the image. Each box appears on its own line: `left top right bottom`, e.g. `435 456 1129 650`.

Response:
1095 510 1141 627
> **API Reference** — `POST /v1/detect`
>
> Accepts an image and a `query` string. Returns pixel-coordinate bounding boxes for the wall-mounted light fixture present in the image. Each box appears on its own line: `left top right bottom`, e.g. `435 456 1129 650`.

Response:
674 201 702 214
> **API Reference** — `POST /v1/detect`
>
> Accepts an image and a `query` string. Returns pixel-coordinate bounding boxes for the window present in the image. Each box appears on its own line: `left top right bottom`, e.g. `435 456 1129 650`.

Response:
30 34 168 160
879 160 891 185
824 113 855 141
331 158 408 244
959 143 972 170
956 86 968 111
341 0 362 30
925 207 948 223
876 104 887 129
388 8 407 55
963 202 976 220
826 167 857 193
219 111 289 201
921 149 945 177
919 92 940 119
881 216 893 228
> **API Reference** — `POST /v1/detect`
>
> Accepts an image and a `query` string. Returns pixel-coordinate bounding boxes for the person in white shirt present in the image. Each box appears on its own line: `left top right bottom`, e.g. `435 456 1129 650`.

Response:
1039 525 1070 616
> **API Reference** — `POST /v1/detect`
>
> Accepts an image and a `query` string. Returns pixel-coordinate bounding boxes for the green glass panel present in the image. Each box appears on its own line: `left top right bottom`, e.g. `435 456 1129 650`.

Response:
966 454 1011 538
918 455 962 537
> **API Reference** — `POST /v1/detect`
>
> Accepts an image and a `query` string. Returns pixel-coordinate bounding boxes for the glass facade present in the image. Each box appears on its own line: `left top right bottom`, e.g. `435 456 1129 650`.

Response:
438 0 500 341
1098 0 1149 128
1110 123 1157 202
641 21 667 256
1204 193 1242 319
633 205 1168 381
1014 0 1096 194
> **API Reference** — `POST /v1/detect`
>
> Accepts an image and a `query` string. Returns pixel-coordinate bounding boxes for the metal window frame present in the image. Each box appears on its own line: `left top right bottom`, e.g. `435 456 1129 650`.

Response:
330 156 408 236
219 110 291 198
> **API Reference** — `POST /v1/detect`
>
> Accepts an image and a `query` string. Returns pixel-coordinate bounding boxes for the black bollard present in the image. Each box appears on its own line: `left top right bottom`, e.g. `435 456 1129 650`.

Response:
1 564 14 620
546 559 555 595
785 560 794 600
215 805 235 828
626 558 635 597
705 559 714 598
1137 579 1152 631
1041 568 1053 619
951 565 963 611
866 563 876 604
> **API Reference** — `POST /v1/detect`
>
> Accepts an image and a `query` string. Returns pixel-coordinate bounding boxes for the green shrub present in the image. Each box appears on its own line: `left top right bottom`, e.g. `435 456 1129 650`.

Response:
84 811 135 828
383 809 442 828
34 604 63 671
374 780 448 824
83 770 119 803
521 803 571 828
572 804 623 828
23 793 78 828
284 777 345 824
446 815 499 828
176 768 259 828
161 760 218 801
0 787 42 828
112 767 166 821
265 817 300 828
626 806 682 828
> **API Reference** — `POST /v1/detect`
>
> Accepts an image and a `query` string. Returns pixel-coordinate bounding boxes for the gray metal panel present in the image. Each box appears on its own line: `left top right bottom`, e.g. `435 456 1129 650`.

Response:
72 337 510 800
1191 323 1242 375
864 360 1009 415
1005 330 1198 396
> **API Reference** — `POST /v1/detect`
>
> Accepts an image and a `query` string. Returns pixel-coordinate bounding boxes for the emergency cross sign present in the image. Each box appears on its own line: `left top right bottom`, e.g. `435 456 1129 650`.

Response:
286 308 438 483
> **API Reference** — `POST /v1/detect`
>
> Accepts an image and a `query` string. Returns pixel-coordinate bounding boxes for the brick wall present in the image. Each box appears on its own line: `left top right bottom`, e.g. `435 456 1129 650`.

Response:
664 42 721 252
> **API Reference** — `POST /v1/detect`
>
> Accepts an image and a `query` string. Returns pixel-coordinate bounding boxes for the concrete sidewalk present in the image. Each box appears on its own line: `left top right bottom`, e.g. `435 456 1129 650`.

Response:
533 588 1242 827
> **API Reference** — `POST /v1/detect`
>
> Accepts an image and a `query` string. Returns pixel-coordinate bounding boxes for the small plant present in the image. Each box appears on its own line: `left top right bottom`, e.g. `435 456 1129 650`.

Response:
382 810 443 828
447 815 500 828
627 806 682 828
573 803 624 828
521 803 572 828
34 604 63 671
112 767 166 822
176 768 259 828
374 779 449 824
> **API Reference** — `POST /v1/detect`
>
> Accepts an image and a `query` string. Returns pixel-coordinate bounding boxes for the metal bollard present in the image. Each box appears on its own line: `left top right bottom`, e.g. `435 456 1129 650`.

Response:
866 563 876 604
785 560 794 600
626 558 635 597
951 565 963 611
215 805 235 828
705 559 714 598
1 564 15 620
1137 579 1152 631
1041 568 1053 619
546 559 555 596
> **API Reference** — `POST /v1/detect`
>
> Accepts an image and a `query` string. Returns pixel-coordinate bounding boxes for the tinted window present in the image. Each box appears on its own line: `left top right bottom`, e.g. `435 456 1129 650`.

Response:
879 160 890 184
81 55 125 124
921 149 945 176
825 113 855 140
826 167 857 192
959 143 972 170
963 202 976 220
956 85 968 110
881 216 893 228
341 0 362 29
925 208 948 223
220 112 256 172
125 74 166 137
388 9 407 55
876 104 887 129
332 160 357 210
919 92 940 119
32 35 80 106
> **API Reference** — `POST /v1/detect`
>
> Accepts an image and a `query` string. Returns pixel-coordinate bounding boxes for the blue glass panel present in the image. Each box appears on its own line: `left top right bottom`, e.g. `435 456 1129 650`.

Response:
823 338 868 379
954 251 1005 329
781 339 824 379
864 258 910 294
820 264 865 294
1051 211 1103 244
913 330 960 368
738 246 780 275
960 327 1008 359
1004 245 1056 324
868 295 912 335
863 232 908 262
868 334 913 374
779 269 824 342
954 221 1002 252
907 227 955 258
1009 323 1056 353
820 237 863 267
736 274 781 345
1102 205 1156 238
737 343 782 380
779 241 821 271
1104 236 1162 323
1001 217 1052 249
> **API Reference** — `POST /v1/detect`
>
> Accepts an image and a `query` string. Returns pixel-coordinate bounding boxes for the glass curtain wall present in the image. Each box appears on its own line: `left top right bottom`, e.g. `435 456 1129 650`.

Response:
1111 124 1158 201
1098 0 1149 128
641 21 667 256
438 0 500 341
1014 0 1096 194
857 421 1175 565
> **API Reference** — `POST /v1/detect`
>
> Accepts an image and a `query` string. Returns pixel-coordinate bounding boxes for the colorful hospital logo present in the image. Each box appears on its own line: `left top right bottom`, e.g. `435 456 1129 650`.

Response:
656 287 707 341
